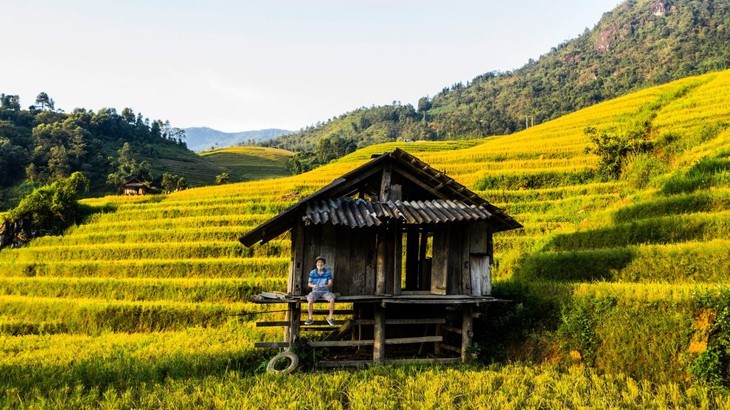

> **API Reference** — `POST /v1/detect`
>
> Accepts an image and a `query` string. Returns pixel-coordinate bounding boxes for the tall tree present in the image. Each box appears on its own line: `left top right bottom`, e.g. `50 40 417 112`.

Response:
35 92 54 111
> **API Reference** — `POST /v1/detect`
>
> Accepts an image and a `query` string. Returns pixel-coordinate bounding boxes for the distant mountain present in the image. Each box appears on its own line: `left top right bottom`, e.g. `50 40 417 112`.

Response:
184 127 292 152
265 0 729 159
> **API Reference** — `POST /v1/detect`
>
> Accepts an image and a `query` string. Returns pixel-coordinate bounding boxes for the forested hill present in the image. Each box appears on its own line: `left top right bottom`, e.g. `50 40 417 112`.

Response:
0 95 227 210
264 0 729 168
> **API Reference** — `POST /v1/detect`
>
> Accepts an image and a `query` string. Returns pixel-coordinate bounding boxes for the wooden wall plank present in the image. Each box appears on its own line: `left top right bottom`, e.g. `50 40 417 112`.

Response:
447 226 463 294
431 227 448 295
335 227 352 295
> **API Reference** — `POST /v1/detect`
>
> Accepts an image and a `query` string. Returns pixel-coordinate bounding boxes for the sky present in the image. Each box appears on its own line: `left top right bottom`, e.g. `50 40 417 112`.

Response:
1 0 620 133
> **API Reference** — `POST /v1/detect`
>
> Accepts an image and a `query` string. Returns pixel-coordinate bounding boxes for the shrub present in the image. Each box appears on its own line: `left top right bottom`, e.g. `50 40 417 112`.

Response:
622 153 668 189
1 172 89 248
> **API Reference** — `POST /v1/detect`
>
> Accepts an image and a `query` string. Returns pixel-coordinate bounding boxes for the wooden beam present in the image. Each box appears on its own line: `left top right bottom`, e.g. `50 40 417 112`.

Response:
379 165 393 201
309 340 373 347
376 228 387 295
373 305 385 363
440 344 462 354
441 325 462 335
393 222 402 296
386 358 461 365
385 336 442 345
352 318 446 326
462 305 474 363
254 342 290 348
387 318 446 325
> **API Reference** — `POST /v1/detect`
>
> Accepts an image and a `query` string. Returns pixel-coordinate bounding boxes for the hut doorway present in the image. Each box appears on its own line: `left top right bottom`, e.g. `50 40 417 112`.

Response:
401 227 432 294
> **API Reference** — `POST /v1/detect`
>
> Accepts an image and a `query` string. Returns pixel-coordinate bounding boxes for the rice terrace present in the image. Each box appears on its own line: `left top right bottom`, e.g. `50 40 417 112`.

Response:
2 0 730 408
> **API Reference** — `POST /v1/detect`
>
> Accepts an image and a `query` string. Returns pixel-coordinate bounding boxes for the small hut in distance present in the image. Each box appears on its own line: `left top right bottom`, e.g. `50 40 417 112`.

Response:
241 148 521 367
120 179 154 195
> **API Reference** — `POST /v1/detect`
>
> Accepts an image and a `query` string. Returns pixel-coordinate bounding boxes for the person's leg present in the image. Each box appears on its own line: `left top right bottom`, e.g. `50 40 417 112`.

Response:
307 298 314 321
328 298 335 319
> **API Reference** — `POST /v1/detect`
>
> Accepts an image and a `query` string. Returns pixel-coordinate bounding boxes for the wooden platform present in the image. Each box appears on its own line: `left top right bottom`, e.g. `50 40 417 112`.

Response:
252 293 506 305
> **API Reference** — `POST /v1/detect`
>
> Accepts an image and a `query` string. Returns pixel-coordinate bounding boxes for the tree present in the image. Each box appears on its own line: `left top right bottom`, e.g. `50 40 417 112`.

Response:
176 177 188 191
1 172 89 248
35 92 55 111
215 172 230 185
161 173 186 193
584 126 653 180
0 94 21 111
106 143 153 188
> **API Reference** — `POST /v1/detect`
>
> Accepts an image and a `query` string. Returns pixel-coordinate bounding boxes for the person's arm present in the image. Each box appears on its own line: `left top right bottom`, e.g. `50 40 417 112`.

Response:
307 271 318 289
324 271 333 290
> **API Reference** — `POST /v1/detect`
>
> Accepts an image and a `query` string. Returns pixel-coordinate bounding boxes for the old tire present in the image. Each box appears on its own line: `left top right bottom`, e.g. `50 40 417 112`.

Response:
266 351 299 374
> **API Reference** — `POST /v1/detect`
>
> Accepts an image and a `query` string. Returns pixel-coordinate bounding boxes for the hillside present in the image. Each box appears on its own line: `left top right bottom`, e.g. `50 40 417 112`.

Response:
265 0 729 158
1 70 729 405
198 146 295 182
0 101 228 210
184 127 292 152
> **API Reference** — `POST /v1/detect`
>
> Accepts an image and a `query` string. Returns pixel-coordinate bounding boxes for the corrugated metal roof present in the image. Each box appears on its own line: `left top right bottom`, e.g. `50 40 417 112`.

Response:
303 198 493 227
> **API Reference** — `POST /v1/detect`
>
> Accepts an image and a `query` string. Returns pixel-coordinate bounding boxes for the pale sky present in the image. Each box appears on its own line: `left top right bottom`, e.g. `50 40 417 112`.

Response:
1 0 620 132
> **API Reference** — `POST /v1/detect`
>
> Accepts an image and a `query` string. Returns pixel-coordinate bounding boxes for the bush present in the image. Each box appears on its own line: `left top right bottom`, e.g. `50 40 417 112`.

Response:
622 153 667 189
1 172 89 248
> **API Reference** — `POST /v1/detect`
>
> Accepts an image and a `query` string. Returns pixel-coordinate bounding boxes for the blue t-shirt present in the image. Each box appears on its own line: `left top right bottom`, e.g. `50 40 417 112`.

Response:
308 268 333 289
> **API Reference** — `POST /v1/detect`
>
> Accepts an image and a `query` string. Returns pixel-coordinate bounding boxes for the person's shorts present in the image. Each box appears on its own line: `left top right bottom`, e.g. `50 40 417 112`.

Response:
307 290 336 302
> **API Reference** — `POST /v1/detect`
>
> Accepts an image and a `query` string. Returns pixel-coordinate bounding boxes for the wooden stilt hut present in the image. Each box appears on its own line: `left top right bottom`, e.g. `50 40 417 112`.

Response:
240 149 522 367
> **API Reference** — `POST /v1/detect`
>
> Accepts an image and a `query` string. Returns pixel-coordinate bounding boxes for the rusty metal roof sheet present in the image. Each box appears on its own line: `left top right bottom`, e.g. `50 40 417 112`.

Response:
303 198 493 227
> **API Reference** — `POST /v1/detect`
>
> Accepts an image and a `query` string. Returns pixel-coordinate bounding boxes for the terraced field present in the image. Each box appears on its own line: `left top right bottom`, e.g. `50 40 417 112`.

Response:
2 70 730 406
198 146 295 182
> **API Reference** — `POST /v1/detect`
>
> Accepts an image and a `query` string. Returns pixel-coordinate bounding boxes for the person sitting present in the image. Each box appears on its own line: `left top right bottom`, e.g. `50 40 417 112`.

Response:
304 256 336 326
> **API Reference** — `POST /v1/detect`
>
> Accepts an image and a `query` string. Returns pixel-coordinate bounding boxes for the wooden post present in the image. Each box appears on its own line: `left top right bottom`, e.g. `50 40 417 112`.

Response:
373 305 385 363
290 223 306 295
288 302 301 344
379 165 392 202
376 228 387 295
434 324 442 356
461 305 474 363
393 222 402 296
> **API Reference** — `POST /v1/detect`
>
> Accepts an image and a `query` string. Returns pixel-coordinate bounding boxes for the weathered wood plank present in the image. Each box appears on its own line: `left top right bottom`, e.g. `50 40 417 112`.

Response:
387 318 445 325
335 227 352 296
386 357 461 365
431 227 448 295
462 305 474 363
385 336 442 345
393 222 403 296
352 318 445 326
254 342 290 348
308 339 373 347
379 165 392 201
373 305 385 362
376 228 387 295
440 344 462 353
441 325 462 335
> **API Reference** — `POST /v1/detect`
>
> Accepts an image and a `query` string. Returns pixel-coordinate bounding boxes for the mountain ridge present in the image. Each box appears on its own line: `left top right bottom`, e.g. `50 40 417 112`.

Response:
184 127 292 152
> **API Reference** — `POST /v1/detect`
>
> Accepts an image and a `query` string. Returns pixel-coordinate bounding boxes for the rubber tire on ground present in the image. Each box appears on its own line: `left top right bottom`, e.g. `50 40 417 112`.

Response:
266 351 299 374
